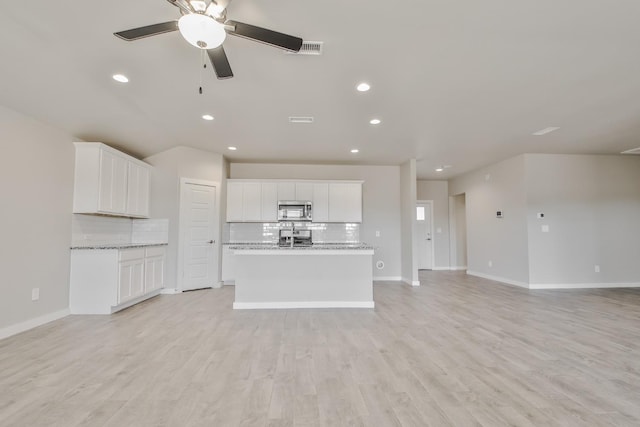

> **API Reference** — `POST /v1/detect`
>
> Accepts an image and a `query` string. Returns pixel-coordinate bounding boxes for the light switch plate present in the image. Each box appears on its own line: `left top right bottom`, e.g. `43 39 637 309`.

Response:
541 225 550 232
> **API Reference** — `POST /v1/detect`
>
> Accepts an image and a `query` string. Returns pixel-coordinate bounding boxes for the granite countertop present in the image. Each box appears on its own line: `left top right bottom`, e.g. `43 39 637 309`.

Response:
225 242 374 250
71 242 168 250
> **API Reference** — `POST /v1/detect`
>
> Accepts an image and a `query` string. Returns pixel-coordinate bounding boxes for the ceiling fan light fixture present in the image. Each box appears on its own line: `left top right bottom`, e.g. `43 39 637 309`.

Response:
178 13 226 49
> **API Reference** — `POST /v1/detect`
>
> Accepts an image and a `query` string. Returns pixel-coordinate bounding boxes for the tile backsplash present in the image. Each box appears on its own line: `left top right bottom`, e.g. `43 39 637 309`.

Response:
132 218 169 244
226 222 360 243
72 215 169 246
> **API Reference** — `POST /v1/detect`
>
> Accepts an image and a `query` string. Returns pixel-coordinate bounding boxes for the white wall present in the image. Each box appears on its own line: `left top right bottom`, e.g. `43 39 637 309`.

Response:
525 154 640 286
400 160 418 285
451 193 467 269
0 105 74 334
449 155 530 286
144 146 225 289
229 163 403 280
417 180 450 269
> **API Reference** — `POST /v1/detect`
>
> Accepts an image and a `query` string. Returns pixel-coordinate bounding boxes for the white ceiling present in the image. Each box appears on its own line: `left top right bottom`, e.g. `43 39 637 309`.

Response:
2 0 640 179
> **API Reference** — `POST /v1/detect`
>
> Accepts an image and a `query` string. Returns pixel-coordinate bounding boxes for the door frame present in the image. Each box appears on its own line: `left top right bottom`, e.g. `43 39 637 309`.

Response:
416 200 435 270
177 178 221 292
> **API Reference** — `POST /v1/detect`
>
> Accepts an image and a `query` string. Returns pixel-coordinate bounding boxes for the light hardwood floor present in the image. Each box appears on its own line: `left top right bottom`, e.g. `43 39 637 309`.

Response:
1 271 640 426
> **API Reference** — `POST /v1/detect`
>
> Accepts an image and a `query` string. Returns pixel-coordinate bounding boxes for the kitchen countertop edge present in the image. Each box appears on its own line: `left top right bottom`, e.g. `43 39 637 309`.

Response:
71 243 169 250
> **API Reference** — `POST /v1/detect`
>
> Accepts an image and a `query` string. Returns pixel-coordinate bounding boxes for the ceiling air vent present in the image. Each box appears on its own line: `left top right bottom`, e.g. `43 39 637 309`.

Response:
286 41 323 55
289 116 314 124
621 147 640 155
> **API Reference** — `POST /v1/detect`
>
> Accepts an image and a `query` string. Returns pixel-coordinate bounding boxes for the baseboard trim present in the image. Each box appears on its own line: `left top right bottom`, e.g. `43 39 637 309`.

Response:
402 277 421 287
466 271 529 289
373 276 402 281
0 308 70 341
432 267 450 271
233 301 375 310
451 266 467 271
530 282 640 290
160 288 181 295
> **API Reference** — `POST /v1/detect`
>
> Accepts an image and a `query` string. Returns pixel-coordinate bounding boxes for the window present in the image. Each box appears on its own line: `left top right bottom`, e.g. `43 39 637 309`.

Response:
416 206 425 221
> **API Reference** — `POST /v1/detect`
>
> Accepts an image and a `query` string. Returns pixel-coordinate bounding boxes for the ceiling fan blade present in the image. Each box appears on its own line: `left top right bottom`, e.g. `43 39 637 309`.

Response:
225 20 303 52
208 46 234 79
165 0 195 14
114 21 178 41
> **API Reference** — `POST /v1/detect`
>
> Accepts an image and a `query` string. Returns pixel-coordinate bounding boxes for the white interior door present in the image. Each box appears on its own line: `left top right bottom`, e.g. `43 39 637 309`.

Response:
180 181 218 291
416 201 434 270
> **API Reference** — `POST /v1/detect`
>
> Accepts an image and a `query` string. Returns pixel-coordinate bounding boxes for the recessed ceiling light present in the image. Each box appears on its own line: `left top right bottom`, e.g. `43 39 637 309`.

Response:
112 74 129 83
202 114 214 121
532 126 560 136
351 149 359 153
435 167 444 172
369 118 381 125
228 146 237 151
356 82 370 92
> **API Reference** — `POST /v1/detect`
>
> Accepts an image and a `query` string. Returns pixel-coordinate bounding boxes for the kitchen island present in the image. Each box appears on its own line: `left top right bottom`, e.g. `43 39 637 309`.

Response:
227 243 374 309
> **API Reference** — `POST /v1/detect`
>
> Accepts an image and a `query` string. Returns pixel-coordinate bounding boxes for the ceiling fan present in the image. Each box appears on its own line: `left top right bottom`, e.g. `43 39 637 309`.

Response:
114 0 303 79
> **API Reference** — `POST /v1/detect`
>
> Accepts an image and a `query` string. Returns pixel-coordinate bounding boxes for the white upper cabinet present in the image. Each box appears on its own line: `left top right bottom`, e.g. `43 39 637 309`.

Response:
226 179 363 223
329 183 363 223
295 183 314 201
73 143 151 218
242 182 262 221
226 181 278 222
261 182 278 221
97 149 127 214
126 161 150 218
226 181 244 222
277 182 295 200
312 183 329 223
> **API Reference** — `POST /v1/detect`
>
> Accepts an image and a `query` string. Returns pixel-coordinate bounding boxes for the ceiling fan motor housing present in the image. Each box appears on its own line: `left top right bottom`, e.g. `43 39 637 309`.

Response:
178 13 226 49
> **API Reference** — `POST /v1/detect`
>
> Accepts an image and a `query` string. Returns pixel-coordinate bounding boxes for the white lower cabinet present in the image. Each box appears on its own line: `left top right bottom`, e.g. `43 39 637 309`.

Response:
70 245 166 314
222 246 236 284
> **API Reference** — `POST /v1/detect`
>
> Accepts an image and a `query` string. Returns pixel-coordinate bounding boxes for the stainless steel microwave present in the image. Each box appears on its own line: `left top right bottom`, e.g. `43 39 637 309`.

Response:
278 201 312 221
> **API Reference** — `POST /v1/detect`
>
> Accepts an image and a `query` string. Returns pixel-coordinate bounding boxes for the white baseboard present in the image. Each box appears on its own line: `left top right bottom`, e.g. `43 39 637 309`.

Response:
422 266 467 271
160 288 181 294
466 270 529 288
233 301 375 310
402 277 421 287
467 271 640 290
373 276 402 281
0 308 70 341
530 282 640 290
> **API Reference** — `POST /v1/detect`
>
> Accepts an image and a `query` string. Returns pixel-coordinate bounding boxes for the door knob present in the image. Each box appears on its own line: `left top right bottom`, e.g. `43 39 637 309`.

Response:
208 240 215 244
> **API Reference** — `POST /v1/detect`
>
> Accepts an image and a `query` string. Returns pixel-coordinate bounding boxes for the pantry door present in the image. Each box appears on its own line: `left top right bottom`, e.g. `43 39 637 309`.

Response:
179 179 219 291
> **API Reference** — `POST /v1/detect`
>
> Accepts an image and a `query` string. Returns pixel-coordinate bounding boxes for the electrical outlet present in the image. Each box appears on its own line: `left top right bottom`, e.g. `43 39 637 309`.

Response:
541 225 550 232
32 288 40 301
595 265 600 273
488 260 493 267
375 230 380 237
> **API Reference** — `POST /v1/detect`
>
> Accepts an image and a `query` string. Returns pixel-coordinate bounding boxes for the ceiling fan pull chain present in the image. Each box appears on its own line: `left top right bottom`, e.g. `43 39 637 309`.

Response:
199 49 205 95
